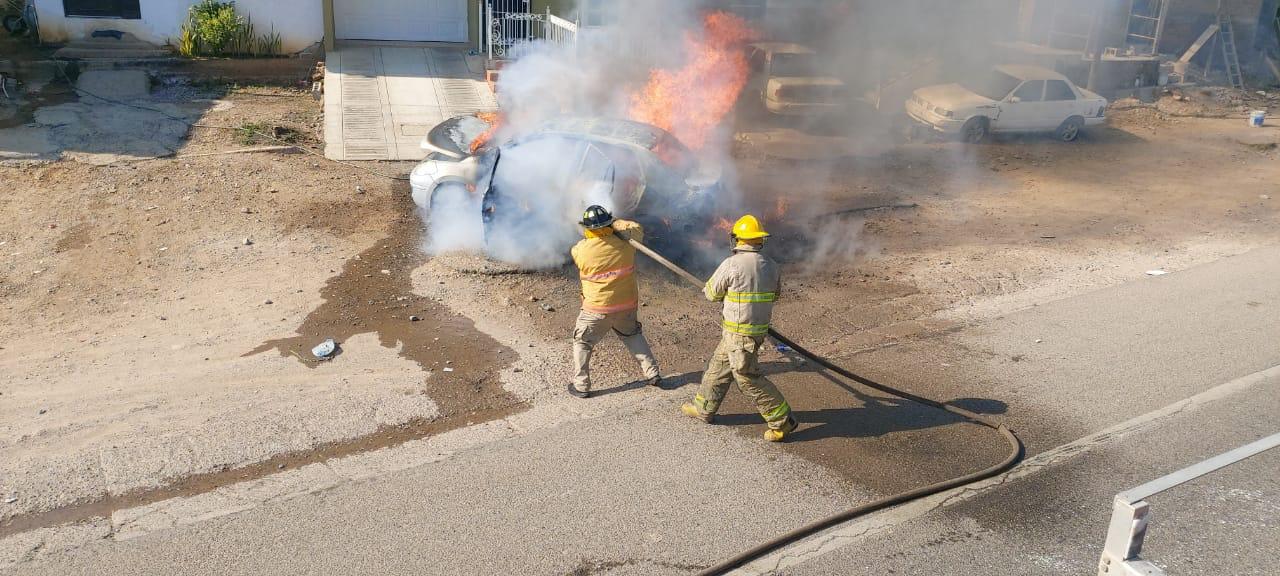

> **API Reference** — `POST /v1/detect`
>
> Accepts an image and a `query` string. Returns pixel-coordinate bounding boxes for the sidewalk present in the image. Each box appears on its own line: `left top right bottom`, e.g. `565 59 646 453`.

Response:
323 45 497 161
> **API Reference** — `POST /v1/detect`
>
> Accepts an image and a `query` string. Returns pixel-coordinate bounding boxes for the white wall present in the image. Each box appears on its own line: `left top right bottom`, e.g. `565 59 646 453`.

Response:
35 0 324 53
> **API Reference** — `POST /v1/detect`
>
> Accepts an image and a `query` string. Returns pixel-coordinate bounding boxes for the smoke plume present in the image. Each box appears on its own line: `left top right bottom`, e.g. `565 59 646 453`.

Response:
422 0 749 269
424 0 1027 273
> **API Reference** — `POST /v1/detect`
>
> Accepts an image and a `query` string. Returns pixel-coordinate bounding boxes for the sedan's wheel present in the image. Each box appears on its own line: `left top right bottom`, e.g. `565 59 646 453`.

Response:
961 117 989 144
428 181 472 215
1057 116 1084 142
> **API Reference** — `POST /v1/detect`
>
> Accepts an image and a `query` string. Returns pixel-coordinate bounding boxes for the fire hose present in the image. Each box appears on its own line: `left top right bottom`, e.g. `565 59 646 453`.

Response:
625 237 1024 576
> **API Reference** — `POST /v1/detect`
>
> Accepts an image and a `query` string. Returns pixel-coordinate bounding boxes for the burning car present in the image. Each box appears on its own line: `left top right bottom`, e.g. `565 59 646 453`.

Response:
410 114 723 263
745 42 847 116
906 64 1107 143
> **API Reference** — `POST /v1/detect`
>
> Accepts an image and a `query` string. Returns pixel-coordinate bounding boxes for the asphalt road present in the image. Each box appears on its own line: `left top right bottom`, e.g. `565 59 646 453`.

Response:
783 379 1280 576
6 246 1279 575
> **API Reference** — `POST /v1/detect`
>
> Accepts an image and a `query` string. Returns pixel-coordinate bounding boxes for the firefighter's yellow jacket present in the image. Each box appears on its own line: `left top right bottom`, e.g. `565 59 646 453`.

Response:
571 220 643 314
703 243 781 336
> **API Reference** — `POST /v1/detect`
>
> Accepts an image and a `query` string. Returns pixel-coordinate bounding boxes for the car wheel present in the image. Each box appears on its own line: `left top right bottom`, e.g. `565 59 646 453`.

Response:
1057 116 1084 142
3 14 27 35
960 117 989 144
429 181 472 215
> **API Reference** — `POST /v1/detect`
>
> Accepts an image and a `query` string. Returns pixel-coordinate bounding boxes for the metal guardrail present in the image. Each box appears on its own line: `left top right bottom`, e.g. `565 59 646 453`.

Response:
1098 432 1280 576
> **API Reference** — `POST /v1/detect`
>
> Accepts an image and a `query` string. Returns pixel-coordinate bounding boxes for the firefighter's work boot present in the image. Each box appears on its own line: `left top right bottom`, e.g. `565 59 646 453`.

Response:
681 402 713 424
567 382 590 399
763 416 799 443
646 375 663 388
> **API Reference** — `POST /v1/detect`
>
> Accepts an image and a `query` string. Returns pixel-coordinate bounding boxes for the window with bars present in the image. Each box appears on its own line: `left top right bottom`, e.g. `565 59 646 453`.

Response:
63 0 141 19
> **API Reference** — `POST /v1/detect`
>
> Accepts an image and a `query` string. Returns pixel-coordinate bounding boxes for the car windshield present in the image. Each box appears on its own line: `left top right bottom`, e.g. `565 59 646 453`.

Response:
962 70 1022 101
771 52 817 77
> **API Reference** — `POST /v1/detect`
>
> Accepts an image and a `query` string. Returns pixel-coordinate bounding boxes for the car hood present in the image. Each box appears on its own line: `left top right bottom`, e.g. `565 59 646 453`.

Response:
421 114 496 159
914 83 996 110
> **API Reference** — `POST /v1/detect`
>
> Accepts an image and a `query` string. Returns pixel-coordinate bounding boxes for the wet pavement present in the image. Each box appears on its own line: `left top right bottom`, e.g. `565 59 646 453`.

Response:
249 192 520 422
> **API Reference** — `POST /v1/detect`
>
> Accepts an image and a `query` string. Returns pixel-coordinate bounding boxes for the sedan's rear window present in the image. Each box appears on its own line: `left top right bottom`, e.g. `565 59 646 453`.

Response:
1044 80 1077 101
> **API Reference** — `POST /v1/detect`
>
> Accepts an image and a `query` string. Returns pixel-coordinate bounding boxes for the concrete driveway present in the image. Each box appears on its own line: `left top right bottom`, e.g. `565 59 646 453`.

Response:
323 45 497 161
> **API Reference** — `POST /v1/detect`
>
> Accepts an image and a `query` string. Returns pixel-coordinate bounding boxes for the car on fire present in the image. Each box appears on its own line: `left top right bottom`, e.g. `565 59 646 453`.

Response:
409 115 722 248
745 42 847 116
906 64 1107 143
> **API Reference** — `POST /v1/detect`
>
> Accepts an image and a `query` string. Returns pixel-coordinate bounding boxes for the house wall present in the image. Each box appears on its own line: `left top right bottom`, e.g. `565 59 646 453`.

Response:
36 0 324 53
1160 0 1271 55
1019 0 1277 56
531 0 574 17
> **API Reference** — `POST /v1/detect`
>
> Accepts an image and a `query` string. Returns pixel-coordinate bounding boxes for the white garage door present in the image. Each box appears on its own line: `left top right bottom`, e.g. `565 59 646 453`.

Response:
335 0 469 43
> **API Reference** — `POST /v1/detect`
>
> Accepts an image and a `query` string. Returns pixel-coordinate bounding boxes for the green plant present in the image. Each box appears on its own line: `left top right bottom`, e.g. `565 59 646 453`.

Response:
177 15 200 57
191 0 242 54
226 12 252 56
176 2 282 58
256 25 282 57
237 121 268 145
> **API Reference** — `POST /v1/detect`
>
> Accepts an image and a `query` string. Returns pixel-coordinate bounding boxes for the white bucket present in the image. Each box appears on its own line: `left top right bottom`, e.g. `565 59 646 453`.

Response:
1249 110 1266 127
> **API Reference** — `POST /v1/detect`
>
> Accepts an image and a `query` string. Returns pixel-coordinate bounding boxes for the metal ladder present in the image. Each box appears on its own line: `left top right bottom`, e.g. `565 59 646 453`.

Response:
1218 10 1245 89
1122 0 1169 56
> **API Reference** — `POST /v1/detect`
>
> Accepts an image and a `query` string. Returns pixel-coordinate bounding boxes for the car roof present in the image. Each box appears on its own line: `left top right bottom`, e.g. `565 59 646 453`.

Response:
532 117 673 150
748 42 816 55
995 64 1069 82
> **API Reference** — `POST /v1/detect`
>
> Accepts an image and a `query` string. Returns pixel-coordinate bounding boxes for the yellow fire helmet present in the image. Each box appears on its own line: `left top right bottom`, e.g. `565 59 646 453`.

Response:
731 214 770 240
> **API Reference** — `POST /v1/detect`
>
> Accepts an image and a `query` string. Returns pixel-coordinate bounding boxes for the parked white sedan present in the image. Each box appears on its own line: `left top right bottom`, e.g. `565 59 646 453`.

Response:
906 65 1107 143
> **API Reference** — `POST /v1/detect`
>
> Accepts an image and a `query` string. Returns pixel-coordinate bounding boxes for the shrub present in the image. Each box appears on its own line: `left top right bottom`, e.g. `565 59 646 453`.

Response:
192 1 242 54
176 1 282 58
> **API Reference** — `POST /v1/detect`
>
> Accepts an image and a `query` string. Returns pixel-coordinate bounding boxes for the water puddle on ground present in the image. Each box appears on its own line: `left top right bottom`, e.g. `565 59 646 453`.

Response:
249 193 520 420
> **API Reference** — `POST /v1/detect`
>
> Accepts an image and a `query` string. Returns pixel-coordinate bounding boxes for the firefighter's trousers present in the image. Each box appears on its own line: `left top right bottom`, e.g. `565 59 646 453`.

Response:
572 309 659 392
693 332 791 429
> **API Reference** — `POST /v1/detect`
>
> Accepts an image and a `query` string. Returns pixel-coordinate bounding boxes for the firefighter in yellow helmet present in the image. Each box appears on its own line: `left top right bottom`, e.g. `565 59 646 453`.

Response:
568 205 662 398
682 215 797 442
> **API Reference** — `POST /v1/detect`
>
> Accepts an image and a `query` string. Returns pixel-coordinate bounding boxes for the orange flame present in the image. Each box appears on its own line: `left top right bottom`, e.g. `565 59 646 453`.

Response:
628 12 758 150
771 197 790 221
714 217 733 232
470 111 503 154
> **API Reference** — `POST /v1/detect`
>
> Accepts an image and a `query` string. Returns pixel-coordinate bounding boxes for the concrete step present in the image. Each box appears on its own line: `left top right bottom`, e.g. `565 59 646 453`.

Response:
53 33 172 60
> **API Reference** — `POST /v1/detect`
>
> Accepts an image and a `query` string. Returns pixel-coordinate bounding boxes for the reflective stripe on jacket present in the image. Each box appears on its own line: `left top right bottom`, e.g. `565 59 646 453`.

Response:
571 220 643 314
703 244 781 336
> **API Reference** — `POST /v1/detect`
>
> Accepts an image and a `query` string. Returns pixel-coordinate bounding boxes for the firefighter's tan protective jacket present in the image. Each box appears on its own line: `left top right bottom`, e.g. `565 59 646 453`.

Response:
703 243 781 336
571 220 643 314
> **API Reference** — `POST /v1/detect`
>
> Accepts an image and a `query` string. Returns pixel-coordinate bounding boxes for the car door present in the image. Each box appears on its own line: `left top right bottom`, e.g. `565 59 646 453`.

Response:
1042 80 1080 125
993 80 1044 132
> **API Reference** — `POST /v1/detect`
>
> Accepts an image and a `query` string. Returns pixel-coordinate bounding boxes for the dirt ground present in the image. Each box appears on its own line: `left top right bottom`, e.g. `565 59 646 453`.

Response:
2 78 1279 537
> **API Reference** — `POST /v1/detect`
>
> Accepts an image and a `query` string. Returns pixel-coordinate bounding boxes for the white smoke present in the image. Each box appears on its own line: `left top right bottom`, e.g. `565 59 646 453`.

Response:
482 136 610 269
422 0 1021 271
422 0 745 269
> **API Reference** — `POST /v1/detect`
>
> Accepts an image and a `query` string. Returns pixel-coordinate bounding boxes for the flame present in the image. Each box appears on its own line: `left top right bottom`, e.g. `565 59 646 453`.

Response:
714 217 733 232
771 197 790 221
470 111 503 154
628 12 758 150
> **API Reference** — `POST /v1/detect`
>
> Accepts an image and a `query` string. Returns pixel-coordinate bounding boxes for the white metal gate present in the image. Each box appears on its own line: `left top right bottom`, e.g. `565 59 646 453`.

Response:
485 1 578 60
